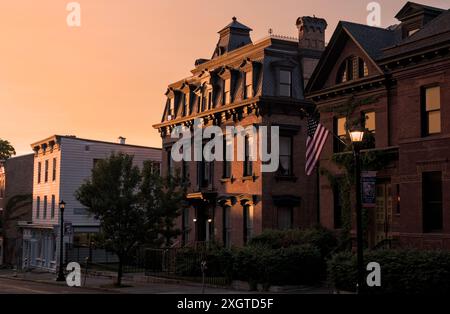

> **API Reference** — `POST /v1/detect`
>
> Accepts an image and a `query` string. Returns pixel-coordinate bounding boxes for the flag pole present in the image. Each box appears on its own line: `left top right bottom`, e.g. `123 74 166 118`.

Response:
301 108 348 147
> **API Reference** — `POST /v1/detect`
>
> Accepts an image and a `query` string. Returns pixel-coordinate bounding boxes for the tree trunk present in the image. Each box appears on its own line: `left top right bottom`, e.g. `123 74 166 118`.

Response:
116 255 123 287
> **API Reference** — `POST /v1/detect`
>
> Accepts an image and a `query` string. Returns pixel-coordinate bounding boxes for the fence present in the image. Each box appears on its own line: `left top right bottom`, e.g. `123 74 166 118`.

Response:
65 245 231 286
144 247 230 286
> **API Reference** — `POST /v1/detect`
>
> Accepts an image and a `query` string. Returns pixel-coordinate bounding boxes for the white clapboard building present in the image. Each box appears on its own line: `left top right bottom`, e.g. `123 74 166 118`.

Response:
20 135 161 271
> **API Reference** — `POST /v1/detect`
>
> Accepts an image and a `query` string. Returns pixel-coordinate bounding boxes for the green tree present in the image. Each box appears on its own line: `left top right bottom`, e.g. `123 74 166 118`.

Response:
140 161 186 248
0 139 15 161
75 153 145 286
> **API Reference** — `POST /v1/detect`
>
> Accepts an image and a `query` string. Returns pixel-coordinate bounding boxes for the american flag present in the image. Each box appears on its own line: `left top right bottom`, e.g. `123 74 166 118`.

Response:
305 115 329 176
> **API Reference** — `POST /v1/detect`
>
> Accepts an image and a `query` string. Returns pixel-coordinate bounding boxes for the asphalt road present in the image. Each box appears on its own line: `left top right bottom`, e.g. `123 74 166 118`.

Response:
0 276 331 294
0 277 110 294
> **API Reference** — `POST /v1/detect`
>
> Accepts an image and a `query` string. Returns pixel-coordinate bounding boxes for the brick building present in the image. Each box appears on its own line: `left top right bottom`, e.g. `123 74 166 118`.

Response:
0 154 34 266
154 16 327 247
306 2 450 249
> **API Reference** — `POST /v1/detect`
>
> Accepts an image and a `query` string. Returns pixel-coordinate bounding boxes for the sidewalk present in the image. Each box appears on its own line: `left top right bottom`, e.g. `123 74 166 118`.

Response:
0 269 332 294
0 269 248 294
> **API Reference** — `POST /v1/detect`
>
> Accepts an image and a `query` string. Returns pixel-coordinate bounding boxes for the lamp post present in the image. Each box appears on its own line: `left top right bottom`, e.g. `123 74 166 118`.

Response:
349 127 365 294
56 200 66 282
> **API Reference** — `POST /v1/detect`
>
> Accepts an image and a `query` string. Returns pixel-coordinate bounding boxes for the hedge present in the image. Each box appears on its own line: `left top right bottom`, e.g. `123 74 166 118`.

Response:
249 227 338 258
328 250 450 294
233 244 325 287
173 227 337 289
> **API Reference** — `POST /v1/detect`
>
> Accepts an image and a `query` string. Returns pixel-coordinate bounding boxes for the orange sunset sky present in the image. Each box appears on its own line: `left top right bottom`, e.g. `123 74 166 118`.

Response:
1 0 448 155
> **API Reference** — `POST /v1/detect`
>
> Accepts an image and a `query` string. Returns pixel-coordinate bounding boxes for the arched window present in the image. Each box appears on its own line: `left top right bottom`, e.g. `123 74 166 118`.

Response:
358 58 369 78
336 56 369 84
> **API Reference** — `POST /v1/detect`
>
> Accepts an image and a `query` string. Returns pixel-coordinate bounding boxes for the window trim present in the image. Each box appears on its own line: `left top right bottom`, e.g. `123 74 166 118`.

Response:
334 116 347 153
223 137 232 179
37 162 42 184
52 158 57 181
421 85 441 137
243 204 253 244
223 206 232 248
278 135 293 176
279 69 292 97
422 171 443 233
244 71 253 99
224 78 231 105
277 207 294 230
51 195 56 219
44 160 49 183
336 56 368 84
36 196 41 219
43 195 48 219
243 135 253 177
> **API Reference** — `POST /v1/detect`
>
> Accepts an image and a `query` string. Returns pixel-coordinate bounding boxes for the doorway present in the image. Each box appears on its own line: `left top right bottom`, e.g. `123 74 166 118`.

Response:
195 205 214 243
375 182 393 245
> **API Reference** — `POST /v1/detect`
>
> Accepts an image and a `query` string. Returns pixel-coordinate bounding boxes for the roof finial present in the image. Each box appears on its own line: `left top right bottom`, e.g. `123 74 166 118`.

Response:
268 28 273 35
232 16 237 22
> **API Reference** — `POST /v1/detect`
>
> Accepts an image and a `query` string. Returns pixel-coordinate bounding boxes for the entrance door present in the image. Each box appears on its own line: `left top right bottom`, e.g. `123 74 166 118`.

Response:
195 205 214 243
375 182 393 245
23 240 30 269
30 240 37 267
196 206 207 242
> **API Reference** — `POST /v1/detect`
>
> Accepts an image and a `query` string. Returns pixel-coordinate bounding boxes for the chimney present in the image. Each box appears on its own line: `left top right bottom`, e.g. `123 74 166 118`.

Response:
296 16 327 87
297 16 327 50
118 136 126 145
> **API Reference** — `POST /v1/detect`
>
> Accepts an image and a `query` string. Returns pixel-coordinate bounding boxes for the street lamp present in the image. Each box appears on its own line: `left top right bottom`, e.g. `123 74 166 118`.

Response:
350 126 365 294
56 200 66 282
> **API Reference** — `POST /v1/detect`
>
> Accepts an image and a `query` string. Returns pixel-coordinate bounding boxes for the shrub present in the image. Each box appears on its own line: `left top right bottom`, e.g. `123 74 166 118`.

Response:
249 227 338 258
175 247 234 280
327 250 450 294
233 244 324 287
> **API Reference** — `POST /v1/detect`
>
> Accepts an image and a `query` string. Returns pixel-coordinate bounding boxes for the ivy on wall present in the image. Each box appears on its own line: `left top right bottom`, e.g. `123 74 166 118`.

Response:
319 95 397 249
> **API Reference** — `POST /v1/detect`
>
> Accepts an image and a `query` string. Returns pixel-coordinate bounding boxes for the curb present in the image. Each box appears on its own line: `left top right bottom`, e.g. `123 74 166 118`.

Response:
0 274 122 294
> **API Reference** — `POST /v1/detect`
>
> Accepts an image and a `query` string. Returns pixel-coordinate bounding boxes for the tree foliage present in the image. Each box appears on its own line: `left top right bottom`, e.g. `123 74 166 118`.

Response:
0 139 16 161
75 153 144 285
75 153 186 285
140 162 187 248
320 96 397 248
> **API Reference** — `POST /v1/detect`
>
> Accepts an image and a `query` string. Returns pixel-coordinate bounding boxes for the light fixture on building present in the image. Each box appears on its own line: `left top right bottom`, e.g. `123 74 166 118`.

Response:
193 218 197 223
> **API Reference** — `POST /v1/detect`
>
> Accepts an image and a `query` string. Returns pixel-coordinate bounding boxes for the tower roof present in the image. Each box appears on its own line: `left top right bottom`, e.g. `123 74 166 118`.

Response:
212 17 253 59
218 16 253 33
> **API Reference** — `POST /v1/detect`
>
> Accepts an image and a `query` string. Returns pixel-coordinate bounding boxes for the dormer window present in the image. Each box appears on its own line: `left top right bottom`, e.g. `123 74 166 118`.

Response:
408 28 420 37
279 70 292 97
182 94 189 116
224 78 231 105
201 94 206 112
244 71 253 99
336 56 369 84
207 90 213 110
168 98 175 120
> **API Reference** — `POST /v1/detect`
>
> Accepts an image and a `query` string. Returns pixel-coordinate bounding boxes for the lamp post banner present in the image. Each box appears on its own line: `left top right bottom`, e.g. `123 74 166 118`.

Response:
64 222 73 236
361 171 377 208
